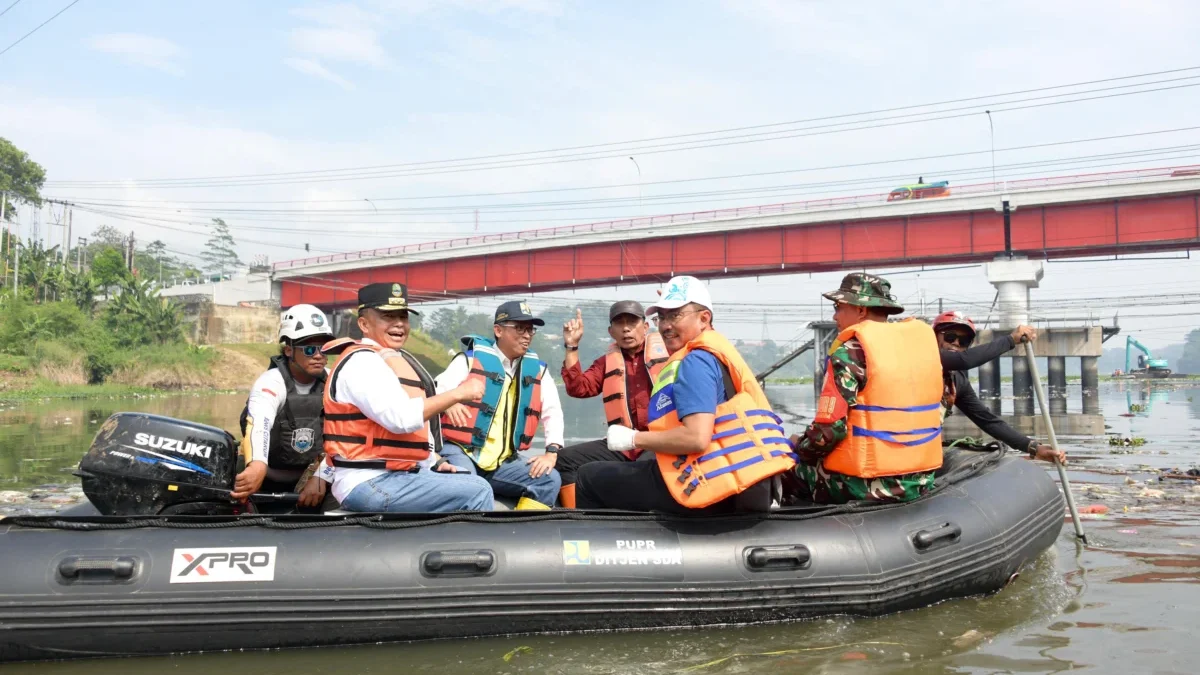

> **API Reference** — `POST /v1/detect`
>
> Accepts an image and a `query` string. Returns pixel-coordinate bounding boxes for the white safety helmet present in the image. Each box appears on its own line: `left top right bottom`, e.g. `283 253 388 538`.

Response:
279 304 335 344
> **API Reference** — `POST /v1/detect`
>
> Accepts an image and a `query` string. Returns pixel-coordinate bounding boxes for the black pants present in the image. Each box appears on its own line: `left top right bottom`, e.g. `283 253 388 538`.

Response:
575 458 740 516
556 438 651 485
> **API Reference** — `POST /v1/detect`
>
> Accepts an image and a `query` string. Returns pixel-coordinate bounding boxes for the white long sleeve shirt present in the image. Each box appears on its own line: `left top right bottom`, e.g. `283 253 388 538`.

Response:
318 338 434 503
434 350 565 449
243 366 329 482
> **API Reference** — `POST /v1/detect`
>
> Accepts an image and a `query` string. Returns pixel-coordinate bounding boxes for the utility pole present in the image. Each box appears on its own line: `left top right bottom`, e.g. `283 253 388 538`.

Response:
0 192 7 286
76 236 88 273
57 204 65 268
126 232 136 272
65 208 72 271
13 209 19 296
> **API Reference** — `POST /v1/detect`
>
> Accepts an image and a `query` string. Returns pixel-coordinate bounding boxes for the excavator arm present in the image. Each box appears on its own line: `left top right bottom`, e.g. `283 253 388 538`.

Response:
1126 336 1153 372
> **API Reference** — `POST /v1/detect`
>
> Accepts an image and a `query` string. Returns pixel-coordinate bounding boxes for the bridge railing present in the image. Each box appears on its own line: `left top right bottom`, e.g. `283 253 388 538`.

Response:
273 163 1200 271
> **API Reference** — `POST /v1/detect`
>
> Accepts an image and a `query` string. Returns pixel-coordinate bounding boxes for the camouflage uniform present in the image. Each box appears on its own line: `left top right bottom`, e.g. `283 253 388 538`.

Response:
790 273 936 505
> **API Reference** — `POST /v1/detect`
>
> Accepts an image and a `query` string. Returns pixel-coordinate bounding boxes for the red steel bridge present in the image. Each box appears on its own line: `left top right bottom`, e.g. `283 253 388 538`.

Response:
274 165 1200 309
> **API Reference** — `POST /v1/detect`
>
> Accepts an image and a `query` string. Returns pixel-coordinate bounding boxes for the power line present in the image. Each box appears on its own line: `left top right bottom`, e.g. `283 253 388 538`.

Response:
0 0 80 58
69 204 351 255
52 125 1200 207
44 70 1200 189
0 0 24 20
57 147 1200 220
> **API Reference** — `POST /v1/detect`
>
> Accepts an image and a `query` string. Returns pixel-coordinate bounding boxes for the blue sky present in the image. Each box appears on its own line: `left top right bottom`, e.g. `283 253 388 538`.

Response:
4 0 1200 346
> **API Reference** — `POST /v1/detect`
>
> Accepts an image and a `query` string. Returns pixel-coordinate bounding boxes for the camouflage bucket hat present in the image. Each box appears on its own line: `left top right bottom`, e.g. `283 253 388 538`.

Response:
822 273 905 315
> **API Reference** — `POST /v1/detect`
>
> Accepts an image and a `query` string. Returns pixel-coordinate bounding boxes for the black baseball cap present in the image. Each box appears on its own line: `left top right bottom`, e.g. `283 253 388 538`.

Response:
494 300 544 326
609 300 646 322
357 282 420 315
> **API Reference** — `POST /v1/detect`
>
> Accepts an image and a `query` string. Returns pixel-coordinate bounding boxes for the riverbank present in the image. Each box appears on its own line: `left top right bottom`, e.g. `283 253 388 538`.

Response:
0 331 454 402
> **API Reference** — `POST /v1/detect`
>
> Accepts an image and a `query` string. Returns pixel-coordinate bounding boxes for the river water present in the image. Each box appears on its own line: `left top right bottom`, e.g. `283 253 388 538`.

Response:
2 381 1199 673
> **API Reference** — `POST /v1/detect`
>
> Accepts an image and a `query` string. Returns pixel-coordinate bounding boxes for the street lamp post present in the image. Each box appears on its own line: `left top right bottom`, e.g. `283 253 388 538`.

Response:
985 110 997 189
628 156 643 215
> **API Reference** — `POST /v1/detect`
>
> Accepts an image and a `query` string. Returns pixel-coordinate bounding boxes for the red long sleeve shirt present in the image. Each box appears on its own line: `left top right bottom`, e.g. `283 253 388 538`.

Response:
561 349 653 431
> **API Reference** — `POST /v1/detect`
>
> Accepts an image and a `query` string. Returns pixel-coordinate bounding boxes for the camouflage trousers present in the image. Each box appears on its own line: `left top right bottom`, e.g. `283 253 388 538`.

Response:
792 461 935 505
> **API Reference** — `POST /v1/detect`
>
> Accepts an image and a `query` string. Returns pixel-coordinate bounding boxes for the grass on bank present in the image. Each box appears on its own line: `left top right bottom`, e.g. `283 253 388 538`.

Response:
1 333 457 401
0 381 157 402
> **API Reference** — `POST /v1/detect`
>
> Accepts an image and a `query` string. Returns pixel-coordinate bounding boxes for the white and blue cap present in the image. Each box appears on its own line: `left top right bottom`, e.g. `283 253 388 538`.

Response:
646 275 713 317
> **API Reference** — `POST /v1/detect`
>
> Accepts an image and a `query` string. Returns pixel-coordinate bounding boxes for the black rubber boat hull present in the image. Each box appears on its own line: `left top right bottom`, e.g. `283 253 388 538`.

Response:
0 452 1063 662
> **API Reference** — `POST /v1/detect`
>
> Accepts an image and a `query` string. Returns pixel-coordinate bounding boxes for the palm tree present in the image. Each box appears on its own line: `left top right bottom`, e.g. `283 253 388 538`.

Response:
107 277 184 344
60 267 99 314
16 239 61 303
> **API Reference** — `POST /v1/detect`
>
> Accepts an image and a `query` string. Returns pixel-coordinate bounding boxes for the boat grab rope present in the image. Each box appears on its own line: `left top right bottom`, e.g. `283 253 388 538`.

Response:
2 449 1004 532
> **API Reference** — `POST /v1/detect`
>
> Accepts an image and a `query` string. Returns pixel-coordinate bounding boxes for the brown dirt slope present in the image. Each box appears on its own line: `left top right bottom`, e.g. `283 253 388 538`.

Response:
210 346 267 391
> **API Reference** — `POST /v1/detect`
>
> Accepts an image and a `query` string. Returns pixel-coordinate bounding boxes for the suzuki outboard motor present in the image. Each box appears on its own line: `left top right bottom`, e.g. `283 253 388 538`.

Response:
77 413 238 516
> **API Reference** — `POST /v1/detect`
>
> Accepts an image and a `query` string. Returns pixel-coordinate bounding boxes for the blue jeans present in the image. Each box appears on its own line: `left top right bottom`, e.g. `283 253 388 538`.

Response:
441 444 562 506
340 469 493 513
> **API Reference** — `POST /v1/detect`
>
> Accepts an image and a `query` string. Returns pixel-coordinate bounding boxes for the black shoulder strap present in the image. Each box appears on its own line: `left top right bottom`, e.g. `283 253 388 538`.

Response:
269 357 301 429
719 361 737 400
272 355 298 395
327 348 370 402
399 349 437 397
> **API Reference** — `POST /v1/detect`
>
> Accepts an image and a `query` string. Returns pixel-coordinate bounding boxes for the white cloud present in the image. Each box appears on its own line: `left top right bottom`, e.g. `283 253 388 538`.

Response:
283 57 356 91
289 3 389 67
371 0 564 16
85 33 184 76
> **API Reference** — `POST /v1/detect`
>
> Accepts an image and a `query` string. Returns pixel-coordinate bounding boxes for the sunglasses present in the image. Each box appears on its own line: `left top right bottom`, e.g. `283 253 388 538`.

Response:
297 344 322 357
940 331 974 347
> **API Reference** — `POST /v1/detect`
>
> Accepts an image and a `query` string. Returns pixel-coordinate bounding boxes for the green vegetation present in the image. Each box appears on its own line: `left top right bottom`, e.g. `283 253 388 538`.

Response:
404 329 455 371
0 136 45 219
0 270 203 397
0 382 156 402
762 376 814 385
1178 328 1200 376
199 218 242 277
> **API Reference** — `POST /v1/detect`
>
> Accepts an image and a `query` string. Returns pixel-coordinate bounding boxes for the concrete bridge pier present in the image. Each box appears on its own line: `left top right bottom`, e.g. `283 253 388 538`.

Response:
976 360 1002 414
1081 356 1101 414
1012 357 1034 416
1048 356 1068 415
986 257 1044 417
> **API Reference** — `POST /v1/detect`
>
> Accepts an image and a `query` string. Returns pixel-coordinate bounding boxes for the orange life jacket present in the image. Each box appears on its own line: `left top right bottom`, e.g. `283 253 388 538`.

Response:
821 319 944 478
323 342 432 471
602 332 669 458
648 330 796 508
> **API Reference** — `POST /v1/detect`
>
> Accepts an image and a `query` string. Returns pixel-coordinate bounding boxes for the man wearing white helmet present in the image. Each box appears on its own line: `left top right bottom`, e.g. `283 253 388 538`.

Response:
233 304 335 509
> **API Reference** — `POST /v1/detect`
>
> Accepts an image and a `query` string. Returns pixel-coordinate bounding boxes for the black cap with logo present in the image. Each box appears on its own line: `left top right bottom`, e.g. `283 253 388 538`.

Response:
357 282 420 315
493 300 544 326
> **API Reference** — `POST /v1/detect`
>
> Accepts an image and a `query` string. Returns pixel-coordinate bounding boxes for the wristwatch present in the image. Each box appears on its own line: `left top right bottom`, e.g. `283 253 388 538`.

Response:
545 444 562 454
565 345 579 352
1026 440 1039 458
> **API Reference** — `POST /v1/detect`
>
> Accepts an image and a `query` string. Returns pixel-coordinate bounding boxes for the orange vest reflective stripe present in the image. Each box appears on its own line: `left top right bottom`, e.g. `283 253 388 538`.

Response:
602 331 669 430
323 342 431 471
648 330 796 508
822 319 944 478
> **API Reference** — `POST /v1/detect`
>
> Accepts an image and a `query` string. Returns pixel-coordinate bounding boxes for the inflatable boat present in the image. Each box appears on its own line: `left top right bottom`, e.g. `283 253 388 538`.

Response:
0 414 1065 663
